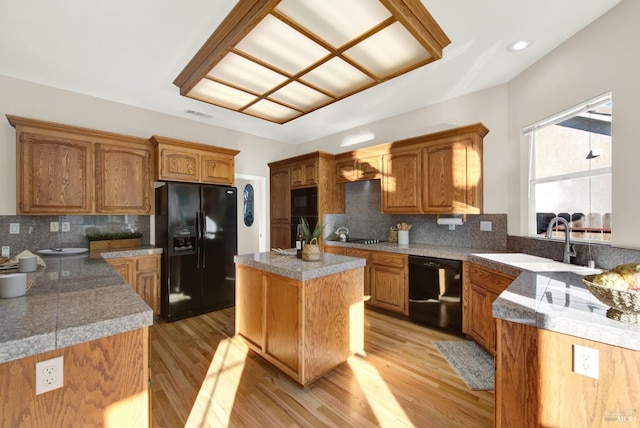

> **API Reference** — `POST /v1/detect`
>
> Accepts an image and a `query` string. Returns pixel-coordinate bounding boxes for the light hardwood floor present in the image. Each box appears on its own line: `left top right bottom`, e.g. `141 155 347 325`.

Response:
150 308 494 427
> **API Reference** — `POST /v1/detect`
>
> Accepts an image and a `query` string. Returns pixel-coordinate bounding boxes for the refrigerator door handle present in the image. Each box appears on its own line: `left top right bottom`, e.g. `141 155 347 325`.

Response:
195 211 201 269
201 211 206 268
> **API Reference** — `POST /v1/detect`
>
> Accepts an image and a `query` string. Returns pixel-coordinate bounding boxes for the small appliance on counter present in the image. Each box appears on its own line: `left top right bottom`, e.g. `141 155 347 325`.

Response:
335 227 349 242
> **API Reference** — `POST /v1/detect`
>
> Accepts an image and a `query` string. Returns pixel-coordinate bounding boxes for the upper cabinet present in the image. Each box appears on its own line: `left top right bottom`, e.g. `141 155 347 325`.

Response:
335 146 386 183
150 135 239 186
8 115 153 215
290 159 318 188
379 123 488 214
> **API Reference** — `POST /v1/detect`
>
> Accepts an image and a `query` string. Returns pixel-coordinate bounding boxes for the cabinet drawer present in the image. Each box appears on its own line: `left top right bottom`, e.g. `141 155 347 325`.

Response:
371 251 405 269
136 255 159 272
345 248 370 260
468 263 515 294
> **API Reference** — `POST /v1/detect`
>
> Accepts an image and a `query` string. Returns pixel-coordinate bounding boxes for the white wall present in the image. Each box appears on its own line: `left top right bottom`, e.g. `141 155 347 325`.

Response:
297 85 510 214
0 75 297 246
507 0 640 249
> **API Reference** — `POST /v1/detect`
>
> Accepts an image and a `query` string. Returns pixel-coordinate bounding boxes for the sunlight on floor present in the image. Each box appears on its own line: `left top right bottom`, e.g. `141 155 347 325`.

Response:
185 336 248 427
349 356 411 427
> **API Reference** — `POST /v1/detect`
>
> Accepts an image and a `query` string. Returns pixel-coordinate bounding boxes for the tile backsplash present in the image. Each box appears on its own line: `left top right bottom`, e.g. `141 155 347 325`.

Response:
323 180 507 250
0 215 150 255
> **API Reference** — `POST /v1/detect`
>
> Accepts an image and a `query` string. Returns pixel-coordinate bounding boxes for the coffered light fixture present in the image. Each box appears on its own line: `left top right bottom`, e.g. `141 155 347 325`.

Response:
174 0 450 124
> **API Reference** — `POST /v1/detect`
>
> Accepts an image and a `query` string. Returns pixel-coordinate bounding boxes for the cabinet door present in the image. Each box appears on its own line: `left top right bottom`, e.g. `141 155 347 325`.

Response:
135 255 160 314
201 153 234 185
271 223 291 250
265 274 300 373
346 248 371 298
382 148 422 213
270 167 290 223
157 147 200 182
236 265 265 348
335 157 357 183
95 143 153 214
370 264 406 314
106 257 134 285
422 138 482 214
290 160 318 187
468 283 498 355
18 133 92 214
357 154 382 180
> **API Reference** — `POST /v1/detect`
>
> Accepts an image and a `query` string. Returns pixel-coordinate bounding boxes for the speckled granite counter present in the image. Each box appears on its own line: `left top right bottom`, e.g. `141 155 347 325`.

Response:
324 240 497 260
234 251 366 281
0 247 160 364
465 254 640 351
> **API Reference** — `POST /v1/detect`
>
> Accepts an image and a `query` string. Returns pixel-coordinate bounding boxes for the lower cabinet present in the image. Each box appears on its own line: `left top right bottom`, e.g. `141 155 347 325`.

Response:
464 262 516 355
324 246 406 315
106 254 160 315
235 264 364 386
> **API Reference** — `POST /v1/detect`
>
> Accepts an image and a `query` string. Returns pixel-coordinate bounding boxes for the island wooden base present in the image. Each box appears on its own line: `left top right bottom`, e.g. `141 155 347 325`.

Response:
236 264 364 386
0 328 149 427
496 320 639 427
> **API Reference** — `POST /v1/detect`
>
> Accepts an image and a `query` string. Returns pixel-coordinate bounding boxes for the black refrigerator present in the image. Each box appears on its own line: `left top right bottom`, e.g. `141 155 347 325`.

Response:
155 182 237 322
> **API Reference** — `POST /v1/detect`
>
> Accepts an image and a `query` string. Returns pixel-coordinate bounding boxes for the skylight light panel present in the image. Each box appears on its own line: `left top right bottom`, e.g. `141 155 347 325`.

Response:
301 58 374 96
244 99 301 122
270 81 333 110
188 80 256 110
345 22 433 78
276 0 391 48
206 53 288 93
234 14 329 75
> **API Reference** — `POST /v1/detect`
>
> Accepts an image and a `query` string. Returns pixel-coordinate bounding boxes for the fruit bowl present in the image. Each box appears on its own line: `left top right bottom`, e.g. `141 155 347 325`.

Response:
582 274 640 324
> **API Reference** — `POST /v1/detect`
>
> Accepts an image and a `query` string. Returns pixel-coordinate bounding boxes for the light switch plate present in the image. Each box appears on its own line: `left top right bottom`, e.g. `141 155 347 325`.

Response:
61 222 70 232
9 223 20 234
1 246 9 257
50 222 59 232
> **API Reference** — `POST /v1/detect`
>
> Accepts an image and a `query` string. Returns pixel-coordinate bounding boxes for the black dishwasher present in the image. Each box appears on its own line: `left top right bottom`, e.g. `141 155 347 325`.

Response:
408 256 462 334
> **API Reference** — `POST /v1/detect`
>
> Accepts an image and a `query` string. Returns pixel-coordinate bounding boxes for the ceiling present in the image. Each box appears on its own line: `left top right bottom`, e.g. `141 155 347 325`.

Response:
0 0 622 145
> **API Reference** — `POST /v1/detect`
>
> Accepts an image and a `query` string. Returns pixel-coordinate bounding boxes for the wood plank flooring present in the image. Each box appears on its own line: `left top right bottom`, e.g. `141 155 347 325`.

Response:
150 308 494 427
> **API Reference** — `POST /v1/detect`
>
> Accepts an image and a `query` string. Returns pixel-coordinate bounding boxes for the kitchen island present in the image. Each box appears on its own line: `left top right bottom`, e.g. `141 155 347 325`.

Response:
234 251 365 386
0 248 157 427
480 259 640 427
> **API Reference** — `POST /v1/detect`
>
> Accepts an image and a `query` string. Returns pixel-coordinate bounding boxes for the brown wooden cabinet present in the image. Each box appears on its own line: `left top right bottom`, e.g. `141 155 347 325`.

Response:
290 159 318 188
347 248 372 298
107 254 160 315
382 147 422 213
335 147 385 183
8 115 154 215
236 263 363 386
150 135 239 185
369 251 408 315
95 142 153 214
269 152 344 249
379 123 488 214
464 262 515 355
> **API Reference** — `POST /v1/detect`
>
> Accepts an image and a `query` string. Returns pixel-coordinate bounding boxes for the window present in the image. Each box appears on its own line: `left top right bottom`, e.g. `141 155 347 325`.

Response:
525 92 612 242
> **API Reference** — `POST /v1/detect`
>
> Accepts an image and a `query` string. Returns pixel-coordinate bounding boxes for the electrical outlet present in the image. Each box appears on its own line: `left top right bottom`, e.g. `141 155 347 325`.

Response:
61 222 70 232
480 221 492 231
50 222 59 232
35 356 64 395
9 223 20 234
1 246 9 257
448 224 456 230
573 344 599 379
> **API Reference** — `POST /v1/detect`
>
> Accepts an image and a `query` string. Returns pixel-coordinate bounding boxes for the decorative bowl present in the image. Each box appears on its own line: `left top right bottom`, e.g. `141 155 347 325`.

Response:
582 274 640 324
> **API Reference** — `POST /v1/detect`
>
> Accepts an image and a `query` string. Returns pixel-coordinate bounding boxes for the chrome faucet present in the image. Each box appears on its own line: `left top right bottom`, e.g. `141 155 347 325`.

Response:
545 216 576 264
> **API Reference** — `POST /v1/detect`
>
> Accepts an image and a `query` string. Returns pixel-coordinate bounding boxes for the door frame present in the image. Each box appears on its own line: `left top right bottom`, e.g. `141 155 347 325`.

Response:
235 173 268 253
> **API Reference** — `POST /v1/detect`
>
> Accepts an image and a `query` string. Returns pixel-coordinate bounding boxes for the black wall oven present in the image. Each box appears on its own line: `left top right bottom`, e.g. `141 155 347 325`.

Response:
290 187 318 247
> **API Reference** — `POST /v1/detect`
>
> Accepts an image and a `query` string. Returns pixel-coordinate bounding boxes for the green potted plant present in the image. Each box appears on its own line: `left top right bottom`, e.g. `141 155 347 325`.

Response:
300 217 324 261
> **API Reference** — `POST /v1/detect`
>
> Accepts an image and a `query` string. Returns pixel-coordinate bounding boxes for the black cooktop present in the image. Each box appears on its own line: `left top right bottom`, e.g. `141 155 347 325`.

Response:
343 238 386 245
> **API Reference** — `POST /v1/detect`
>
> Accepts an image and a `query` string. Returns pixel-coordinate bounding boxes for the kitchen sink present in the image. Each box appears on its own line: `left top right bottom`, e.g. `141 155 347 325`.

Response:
472 253 602 275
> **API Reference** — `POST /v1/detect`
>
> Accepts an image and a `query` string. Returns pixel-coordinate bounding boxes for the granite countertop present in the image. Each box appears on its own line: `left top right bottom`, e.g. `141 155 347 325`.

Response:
479 260 640 351
324 240 497 260
234 251 366 281
0 247 161 364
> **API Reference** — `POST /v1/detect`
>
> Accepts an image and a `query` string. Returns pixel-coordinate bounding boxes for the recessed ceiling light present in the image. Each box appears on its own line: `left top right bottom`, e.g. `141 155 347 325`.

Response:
507 40 531 52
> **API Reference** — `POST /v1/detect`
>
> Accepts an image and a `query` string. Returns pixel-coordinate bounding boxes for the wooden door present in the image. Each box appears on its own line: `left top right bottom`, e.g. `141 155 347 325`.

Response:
135 255 160 314
95 143 153 214
382 148 422 213
370 265 405 314
422 138 481 214
201 153 234 185
236 265 265 348
18 133 92 214
468 283 498 355
265 274 300 373
106 257 134 286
